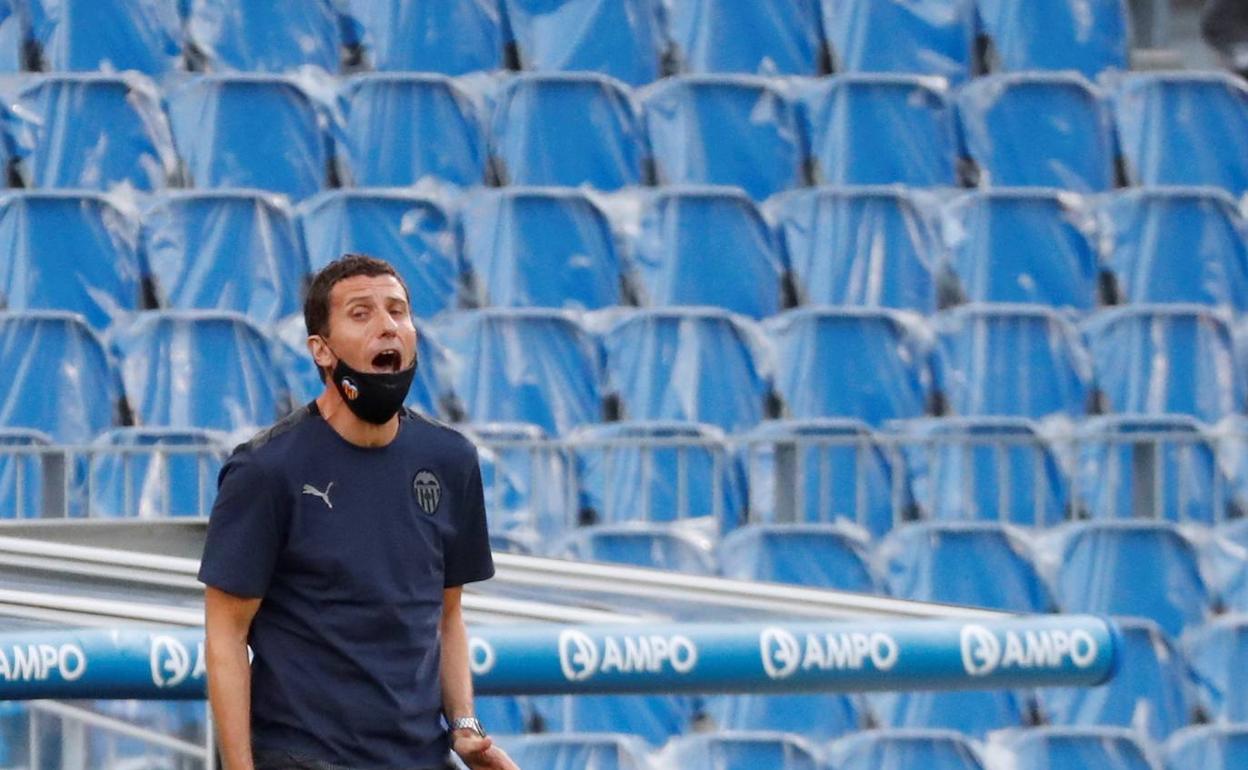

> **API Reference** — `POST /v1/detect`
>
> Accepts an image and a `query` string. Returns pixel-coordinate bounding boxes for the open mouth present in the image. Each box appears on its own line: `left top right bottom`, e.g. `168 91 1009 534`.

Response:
371 349 402 373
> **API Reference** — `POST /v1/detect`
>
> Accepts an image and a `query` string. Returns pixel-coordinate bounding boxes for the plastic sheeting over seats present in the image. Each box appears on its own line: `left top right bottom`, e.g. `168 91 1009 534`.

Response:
184 0 342 72
25 0 183 73
821 0 976 83
341 0 505 74
667 0 825 76
976 0 1130 79
504 0 666 85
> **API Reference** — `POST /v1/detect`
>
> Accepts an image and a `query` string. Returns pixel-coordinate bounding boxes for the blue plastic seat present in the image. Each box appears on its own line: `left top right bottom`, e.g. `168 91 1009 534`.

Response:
603 308 772 433
468 422 573 543
941 189 1100 308
768 308 930 425
437 309 606 435
14 74 179 191
167 75 332 200
878 521 1053 611
87 428 227 518
504 733 653 770
718 523 878 592
993 726 1163 770
490 73 647 190
341 74 488 188
827 728 990 769
660 731 821 770
1181 616 1248 723
532 694 696 747
114 311 290 432
341 0 504 74
769 186 939 312
460 187 625 311
141 190 307 324
820 0 976 83
298 190 463 320
934 304 1093 419
1165 725 1248 770
801 75 959 187
25 0 182 73
184 0 342 72
976 0 1129 79
570 421 744 531
550 522 716 574
1084 305 1245 422
957 73 1118 192
1052 524 1213 637
633 186 786 318
704 693 865 743
643 75 805 200
1114 73 1248 196
667 0 824 75
504 0 665 85
0 429 53 520
1100 187 1248 309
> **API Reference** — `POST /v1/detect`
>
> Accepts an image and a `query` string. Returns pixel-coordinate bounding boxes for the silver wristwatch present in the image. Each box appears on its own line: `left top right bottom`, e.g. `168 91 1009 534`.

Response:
449 716 487 738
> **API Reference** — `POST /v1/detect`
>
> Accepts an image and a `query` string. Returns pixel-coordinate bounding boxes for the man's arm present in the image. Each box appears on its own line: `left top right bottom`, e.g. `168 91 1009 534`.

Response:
205 586 262 770
440 587 518 770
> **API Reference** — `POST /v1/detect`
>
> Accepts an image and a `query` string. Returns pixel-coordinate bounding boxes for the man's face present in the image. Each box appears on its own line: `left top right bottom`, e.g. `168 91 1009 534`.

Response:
311 274 417 374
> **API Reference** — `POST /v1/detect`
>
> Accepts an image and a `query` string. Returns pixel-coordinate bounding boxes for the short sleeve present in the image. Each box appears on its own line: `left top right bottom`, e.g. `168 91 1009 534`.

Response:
443 458 495 588
198 452 288 598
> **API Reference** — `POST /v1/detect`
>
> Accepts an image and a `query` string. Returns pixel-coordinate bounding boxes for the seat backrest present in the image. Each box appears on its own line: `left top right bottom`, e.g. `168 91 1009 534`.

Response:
505 0 666 85
185 0 341 72
342 0 505 74
976 0 1129 79
667 0 824 75
821 0 976 83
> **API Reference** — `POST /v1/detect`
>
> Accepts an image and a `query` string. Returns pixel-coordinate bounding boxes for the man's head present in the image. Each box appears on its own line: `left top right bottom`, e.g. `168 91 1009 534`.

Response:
305 254 417 382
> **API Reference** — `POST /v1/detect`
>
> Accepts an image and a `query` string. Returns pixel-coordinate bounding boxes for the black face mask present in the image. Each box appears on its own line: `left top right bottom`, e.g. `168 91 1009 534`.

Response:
324 344 417 425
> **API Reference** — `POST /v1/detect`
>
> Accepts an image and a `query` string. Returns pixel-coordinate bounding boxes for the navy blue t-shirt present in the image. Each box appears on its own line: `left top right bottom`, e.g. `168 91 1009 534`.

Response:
198 404 494 769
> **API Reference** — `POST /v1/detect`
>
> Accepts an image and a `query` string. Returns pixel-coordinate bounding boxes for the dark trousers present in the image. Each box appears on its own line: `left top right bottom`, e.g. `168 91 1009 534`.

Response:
252 749 456 770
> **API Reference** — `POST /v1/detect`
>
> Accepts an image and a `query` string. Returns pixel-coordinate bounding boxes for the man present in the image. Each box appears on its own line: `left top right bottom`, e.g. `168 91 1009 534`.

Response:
199 255 518 770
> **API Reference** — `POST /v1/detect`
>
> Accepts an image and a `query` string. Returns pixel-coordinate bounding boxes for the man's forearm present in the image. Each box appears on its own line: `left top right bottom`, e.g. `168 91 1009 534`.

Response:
207 636 255 770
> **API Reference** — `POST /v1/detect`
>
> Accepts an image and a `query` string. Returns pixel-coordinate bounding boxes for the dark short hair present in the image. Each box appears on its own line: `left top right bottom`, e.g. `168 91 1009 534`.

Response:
304 254 410 338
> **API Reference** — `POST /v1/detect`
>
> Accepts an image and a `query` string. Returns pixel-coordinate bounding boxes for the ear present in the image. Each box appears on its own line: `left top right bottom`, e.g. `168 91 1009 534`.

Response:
307 335 335 372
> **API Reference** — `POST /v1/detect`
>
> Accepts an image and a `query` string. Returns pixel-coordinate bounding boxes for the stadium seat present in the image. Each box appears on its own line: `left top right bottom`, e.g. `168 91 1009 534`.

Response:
934 304 1093 419
298 190 463 319
14 74 180 191
0 191 142 330
957 73 1119 192
801 75 959 187
87 427 227 518
991 726 1164 770
820 0 976 83
658 731 822 770
632 186 786 318
504 0 666 85
769 308 931 425
1040 616 1199 740
740 419 905 537
768 186 940 312
141 190 308 324
1099 187 1248 309
827 728 990 769
468 422 573 542
1113 73 1248 196
940 189 1101 308
460 187 626 311
889 417 1070 526
877 521 1053 611
1182 616 1248 722
184 0 342 72
603 308 772 433
667 0 825 75
437 309 607 435
643 75 805 200
718 523 879 592
1050 523 1214 637
1165 725 1248 770
569 421 745 531
113 311 290 432
549 522 716 574
24 0 182 73
340 74 488 188
704 693 865 743
532 694 697 747
976 0 1130 79
166 74 333 201
341 0 505 74
490 73 647 190
0 429 53 520
1083 305 1245 422
503 732 653 770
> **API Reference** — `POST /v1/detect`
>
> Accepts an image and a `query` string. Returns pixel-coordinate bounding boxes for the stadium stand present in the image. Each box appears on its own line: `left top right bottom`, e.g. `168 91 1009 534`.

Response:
666 0 825 76
820 0 976 83
975 0 1130 79
503 0 666 85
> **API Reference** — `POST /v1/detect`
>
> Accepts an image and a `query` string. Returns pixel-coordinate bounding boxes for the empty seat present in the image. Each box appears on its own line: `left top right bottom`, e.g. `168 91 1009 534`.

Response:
184 0 342 72
705 693 865 743
941 189 1100 308
532 694 696 747
15 74 179 191
0 429 53 520
1084 305 1245 422
643 75 805 200
976 0 1130 79
603 308 772 433
504 0 665 85
25 0 182 73
718 523 878 592
341 0 504 74
141 190 308 324
1182 616 1248 723
437 309 606 435
878 521 1053 611
821 0 975 82
468 422 572 542
827 728 990 769
504 732 653 770
167 75 333 200
341 74 488 188
633 186 786 318
550 522 716 574
958 73 1118 192
1165 725 1248 770
1114 73 1248 196
801 75 959 187
769 186 940 312
87 428 227 518
298 190 463 319
569 421 745 531
114 311 290 432
490 73 647 190
1100 187 1248 309
1051 523 1213 637
0 191 142 330
460 187 625 310
992 726 1163 770
658 731 822 770
868 690 1029 739
934 304 1093 418
667 0 825 75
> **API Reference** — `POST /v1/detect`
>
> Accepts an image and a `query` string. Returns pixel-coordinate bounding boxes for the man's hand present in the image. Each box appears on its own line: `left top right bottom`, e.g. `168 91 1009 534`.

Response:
451 731 520 770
